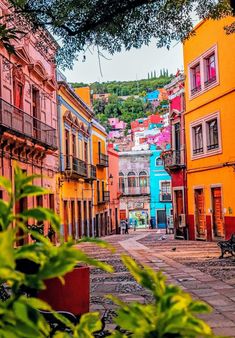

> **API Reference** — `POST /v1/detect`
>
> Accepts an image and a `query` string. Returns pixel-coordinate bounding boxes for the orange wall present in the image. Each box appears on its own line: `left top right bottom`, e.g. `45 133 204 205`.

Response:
74 87 91 107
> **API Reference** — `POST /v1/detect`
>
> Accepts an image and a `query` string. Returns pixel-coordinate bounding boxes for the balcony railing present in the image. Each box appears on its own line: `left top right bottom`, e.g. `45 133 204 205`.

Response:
160 193 172 202
86 164 97 180
64 155 87 177
0 98 57 150
191 85 201 96
98 153 109 167
119 186 150 196
163 150 185 170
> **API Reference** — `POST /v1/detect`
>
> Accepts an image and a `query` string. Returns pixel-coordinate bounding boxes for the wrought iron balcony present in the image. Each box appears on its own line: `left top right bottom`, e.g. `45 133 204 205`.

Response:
119 186 150 196
86 164 97 181
0 98 57 150
64 155 87 178
97 153 109 167
162 150 185 171
159 193 172 202
191 85 201 96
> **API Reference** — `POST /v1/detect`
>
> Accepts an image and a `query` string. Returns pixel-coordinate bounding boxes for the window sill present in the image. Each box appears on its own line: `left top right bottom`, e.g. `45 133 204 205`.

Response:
189 80 219 101
191 148 222 160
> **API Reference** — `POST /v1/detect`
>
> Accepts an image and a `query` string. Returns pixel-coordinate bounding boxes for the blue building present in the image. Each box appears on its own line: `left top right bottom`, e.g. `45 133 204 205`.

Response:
149 145 172 229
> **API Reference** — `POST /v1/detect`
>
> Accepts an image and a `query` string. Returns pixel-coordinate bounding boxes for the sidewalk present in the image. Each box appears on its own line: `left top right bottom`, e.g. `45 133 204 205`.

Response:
120 232 235 336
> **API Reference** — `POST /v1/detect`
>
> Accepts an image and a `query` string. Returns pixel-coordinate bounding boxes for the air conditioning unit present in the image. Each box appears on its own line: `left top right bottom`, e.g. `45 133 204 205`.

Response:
179 214 186 227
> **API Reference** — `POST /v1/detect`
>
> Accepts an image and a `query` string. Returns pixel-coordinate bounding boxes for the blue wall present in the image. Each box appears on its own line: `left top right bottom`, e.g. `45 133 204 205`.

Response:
150 145 172 228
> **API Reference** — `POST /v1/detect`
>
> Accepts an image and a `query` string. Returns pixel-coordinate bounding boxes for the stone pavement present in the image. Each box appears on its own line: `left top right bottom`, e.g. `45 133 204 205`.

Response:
80 230 235 336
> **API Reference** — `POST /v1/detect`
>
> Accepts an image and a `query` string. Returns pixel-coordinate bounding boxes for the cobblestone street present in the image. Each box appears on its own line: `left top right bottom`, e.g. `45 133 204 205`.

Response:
80 230 235 336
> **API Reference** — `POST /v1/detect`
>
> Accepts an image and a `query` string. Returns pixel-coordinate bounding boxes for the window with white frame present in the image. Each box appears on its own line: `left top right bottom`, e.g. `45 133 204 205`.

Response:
191 113 221 158
204 53 216 86
190 63 201 95
188 45 218 98
206 118 219 150
160 181 171 201
192 124 203 155
156 157 163 166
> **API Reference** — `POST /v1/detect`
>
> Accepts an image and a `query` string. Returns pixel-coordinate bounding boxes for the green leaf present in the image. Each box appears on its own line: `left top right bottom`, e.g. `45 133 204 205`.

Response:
0 176 12 194
76 237 115 253
22 207 61 232
18 185 50 199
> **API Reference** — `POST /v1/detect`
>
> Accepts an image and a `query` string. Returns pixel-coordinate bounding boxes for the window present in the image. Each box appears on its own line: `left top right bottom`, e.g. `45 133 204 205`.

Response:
102 181 105 202
192 124 203 154
84 141 88 163
119 172 125 192
189 45 218 98
139 171 148 187
206 119 218 150
127 172 136 187
190 63 201 95
160 181 171 201
72 134 76 157
204 53 216 86
65 129 70 169
156 158 163 166
190 113 221 158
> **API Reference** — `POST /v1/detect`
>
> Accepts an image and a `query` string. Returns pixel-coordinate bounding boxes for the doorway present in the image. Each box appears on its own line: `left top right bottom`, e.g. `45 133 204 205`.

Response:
83 201 87 236
77 201 82 238
63 201 68 241
211 187 224 237
71 200 76 239
194 189 206 239
157 210 167 229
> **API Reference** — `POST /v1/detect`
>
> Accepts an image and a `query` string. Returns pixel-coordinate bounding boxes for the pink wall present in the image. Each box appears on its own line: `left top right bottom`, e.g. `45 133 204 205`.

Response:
0 1 58 239
108 144 120 233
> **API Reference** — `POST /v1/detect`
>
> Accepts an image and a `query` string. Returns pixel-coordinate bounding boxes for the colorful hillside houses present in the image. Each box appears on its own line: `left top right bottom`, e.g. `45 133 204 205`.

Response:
184 17 235 241
150 145 172 229
163 72 187 239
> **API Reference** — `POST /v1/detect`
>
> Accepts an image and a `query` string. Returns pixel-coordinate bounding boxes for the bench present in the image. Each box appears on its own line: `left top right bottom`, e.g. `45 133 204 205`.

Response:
217 233 235 258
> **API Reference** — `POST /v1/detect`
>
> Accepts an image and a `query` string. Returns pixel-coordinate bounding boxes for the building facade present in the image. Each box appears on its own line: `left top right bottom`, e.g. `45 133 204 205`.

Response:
57 80 95 241
184 17 235 240
91 119 110 237
0 0 58 243
119 150 150 228
150 146 172 229
107 144 120 234
163 73 187 238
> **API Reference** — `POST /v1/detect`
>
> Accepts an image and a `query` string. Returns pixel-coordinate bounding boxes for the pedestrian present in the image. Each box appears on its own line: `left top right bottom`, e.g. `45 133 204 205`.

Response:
125 218 129 234
133 219 137 231
150 218 153 229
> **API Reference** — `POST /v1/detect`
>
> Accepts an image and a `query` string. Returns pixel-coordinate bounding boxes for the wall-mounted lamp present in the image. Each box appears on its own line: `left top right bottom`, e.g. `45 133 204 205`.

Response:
108 173 113 186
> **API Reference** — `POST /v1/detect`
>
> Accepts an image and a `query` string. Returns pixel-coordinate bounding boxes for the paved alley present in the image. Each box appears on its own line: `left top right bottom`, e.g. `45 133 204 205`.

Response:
80 230 235 336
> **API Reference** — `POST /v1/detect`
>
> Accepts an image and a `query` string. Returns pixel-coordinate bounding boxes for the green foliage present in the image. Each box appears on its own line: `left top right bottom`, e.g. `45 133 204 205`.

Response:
0 167 113 337
108 255 217 338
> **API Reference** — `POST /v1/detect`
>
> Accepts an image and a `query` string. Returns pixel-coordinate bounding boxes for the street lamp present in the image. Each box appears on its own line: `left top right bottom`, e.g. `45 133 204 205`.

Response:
108 173 113 186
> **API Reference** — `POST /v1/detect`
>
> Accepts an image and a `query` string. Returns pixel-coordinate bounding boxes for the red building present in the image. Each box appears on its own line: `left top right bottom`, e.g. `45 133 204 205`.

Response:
162 73 188 239
131 114 163 132
107 144 120 234
0 1 58 242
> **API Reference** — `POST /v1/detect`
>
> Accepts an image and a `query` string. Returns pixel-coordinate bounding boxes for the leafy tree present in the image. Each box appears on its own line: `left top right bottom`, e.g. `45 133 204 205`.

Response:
6 0 235 68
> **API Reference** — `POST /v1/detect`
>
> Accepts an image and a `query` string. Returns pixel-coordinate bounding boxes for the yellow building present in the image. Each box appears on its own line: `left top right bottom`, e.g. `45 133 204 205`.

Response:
184 17 235 241
91 119 110 237
57 80 96 240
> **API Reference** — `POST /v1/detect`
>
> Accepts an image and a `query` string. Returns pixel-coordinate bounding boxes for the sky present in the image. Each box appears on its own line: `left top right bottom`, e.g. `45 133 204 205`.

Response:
63 40 184 84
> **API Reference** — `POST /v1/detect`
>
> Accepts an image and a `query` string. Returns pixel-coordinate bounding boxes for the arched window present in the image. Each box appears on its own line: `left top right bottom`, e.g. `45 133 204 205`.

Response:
127 172 137 188
156 157 163 166
119 172 125 192
139 171 148 187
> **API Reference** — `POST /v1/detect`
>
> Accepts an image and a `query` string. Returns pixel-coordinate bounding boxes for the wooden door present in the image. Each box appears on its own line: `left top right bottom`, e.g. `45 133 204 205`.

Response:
194 189 206 238
71 200 76 239
157 210 166 228
83 201 87 236
212 187 224 237
77 201 82 238
63 201 68 241
89 201 92 237
175 190 184 227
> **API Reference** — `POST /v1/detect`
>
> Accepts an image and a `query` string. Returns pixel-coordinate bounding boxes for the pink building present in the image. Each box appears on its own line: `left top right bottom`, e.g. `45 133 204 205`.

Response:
108 118 127 130
0 1 58 243
107 144 120 234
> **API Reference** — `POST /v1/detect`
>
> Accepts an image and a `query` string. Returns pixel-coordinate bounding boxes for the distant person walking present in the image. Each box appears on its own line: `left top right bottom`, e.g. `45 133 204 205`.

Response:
133 219 137 231
125 219 129 234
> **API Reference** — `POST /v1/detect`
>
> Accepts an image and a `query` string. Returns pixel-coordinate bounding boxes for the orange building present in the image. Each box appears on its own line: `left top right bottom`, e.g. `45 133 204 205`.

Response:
184 17 235 240
107 144 120 234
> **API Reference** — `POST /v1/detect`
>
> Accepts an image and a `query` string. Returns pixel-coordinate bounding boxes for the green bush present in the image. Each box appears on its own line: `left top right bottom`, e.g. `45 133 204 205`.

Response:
0 168 218 337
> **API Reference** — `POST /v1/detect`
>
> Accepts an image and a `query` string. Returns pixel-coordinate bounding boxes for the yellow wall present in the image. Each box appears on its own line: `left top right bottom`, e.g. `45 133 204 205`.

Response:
183 17 235 237
91 120 109 235
57 84 93 239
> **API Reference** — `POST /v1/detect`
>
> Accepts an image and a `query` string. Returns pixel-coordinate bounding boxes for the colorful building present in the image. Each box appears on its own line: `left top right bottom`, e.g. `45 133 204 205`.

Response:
150 146 172 229
91 119 110 237
0 0 58 243
107 144 120 234
57 79 95 240
119 150 151 227
163 72 187 238
184 17 235 240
